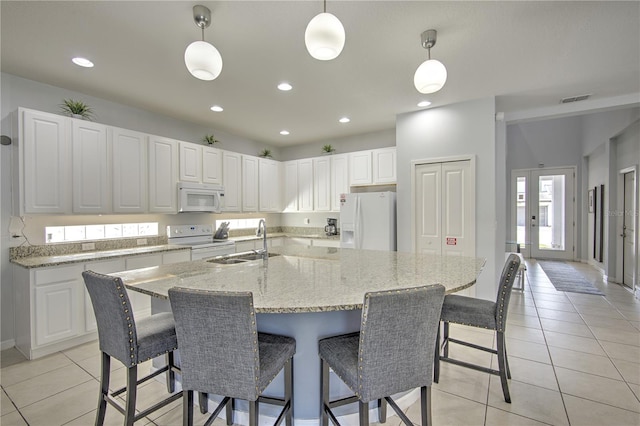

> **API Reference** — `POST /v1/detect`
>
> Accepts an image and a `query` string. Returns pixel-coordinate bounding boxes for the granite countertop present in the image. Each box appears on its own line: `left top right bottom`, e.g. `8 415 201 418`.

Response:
10 245 190 268
116 246 486 313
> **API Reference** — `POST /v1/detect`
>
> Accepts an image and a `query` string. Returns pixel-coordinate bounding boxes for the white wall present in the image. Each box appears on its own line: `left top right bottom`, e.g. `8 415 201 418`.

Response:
582 108 640 156
396 97 500 301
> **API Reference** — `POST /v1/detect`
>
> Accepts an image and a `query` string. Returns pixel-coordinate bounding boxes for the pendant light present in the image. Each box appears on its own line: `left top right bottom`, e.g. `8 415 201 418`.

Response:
413 29 447 94
305 0 345 61
184 5 223 81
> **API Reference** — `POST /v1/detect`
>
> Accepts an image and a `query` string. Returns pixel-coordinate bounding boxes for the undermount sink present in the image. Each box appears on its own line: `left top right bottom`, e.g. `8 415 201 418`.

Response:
207 251 280 265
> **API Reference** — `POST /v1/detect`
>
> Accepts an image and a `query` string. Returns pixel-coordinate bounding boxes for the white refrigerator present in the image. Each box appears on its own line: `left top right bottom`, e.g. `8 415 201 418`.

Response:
340 192 396 251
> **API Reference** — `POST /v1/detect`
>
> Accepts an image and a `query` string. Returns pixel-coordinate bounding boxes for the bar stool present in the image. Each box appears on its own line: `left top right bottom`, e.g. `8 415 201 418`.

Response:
434 254 521 403
168 287 296 426
82 270 182 426
319 285 445 426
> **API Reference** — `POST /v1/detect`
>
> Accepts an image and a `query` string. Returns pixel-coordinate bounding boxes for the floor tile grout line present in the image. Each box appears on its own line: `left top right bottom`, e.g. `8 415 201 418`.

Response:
1 384 30 426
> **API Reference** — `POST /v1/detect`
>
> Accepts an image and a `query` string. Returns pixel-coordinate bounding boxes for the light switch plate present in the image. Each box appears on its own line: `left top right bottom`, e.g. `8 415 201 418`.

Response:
82 242 95 251
137 238 147 246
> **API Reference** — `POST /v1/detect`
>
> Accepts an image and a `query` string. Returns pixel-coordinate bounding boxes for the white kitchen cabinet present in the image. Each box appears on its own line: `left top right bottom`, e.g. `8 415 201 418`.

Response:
313 157 331 212
162 250 191 264
179 142 202 182
242 155 259 212
222 151 242 211
372 147 396 184
19 108 71 214
112 127 148 213
84 259 126 333
331 154 349 211
235 240 257 252
298 159 314 211
148 135 178 213
259 158 280 212
349 151 372 185
283 161 299 211
202 146 223 185
72 120 110 214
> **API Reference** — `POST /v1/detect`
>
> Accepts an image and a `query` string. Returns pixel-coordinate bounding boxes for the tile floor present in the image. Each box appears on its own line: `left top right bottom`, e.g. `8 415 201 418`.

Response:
1 260 640 425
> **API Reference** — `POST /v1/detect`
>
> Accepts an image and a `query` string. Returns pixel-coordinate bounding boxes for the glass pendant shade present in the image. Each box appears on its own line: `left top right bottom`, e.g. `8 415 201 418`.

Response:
184 40 223 81
413 58 447 94
305 12 345 60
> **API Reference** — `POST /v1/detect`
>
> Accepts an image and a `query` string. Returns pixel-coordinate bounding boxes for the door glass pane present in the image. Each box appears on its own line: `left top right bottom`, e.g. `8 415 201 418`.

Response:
516 177 526 245
538 175 565 250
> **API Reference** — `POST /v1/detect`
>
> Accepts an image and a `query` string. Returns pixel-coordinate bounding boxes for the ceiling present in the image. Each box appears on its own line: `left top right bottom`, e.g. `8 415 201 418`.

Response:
2 1 639 147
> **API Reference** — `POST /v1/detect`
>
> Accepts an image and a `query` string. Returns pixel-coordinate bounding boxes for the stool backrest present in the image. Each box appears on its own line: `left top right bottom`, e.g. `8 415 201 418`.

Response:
82 270 139 366
495 254 521 332
358 284 445 402
168 288 260 401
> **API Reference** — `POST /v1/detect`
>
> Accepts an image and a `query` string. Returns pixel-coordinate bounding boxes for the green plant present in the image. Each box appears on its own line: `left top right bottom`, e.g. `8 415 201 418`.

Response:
60 99 94 120
202 134 219 145
322 144 335 154
259 148 272 158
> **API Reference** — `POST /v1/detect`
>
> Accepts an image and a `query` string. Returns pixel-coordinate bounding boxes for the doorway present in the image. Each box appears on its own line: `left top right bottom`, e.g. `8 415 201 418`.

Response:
620 169 636 291
511 167 576 260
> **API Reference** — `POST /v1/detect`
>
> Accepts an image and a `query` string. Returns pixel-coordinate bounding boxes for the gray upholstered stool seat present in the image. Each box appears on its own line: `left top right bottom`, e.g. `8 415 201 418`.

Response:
82 270 182 426
319 285 445 426
434 254 521 404
168 287 295 426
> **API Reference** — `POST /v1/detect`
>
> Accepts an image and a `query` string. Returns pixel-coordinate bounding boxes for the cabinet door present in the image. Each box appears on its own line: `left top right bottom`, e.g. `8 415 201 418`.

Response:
349 151 372 185
35 282 80 346
179 142 202 182
72 120 109 213
149 136 178 213
331 154 349 211
373 147 396 184
222 152 242 211
112 128 148 213
259 158 279 212
84 259 126 333
202 146 222 185
283 161 299 211
21 109 70 213
298 159 314 211
313 157 331 211
242 155 259 212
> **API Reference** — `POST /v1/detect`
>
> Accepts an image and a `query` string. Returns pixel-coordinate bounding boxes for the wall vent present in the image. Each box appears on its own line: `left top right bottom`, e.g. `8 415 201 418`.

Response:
560 94 591 104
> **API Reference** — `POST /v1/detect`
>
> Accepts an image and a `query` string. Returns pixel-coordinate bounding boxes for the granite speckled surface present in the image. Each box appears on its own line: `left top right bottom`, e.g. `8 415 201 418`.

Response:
116 246 486 313
10 245 190 268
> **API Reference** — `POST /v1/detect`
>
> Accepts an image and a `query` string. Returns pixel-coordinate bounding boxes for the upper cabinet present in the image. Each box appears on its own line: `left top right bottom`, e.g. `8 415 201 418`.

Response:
297 159 314 212
283 161 298 212
222 151 242 212
19 109 71 214
72 120 109 214
259 158 280 212
148 135 178 213
330 154 349 212
242 155 259 212
111 127 148 213
349 147 396 186
313 157 331 212
179 142 222 185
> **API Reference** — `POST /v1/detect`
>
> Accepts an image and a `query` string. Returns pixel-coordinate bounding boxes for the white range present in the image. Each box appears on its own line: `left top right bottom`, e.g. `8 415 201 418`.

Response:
167 224 236 260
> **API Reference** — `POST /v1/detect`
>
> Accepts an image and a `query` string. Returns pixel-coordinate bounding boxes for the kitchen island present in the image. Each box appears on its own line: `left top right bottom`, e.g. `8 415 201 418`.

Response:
114 246 486 424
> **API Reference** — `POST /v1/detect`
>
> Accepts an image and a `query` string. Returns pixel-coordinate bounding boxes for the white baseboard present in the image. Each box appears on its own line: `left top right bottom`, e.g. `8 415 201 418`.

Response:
1 339 15 351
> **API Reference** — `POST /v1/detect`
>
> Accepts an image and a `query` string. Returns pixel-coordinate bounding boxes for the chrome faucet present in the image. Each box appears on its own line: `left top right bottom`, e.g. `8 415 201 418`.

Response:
256 219 268 258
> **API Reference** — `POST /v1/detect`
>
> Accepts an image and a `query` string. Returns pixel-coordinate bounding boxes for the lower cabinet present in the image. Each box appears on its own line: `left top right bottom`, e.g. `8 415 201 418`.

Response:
13 248 190 360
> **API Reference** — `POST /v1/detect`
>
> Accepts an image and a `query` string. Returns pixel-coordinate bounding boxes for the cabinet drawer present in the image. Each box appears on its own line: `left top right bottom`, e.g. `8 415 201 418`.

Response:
34 264 84 286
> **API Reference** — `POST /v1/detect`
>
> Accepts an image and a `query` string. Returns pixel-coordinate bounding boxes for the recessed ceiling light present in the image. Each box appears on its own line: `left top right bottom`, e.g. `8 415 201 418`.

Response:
417 101 432 107
339 117 350 123
210 105 224 112
277 82 293 91
280 130 290 135
72 57 94 68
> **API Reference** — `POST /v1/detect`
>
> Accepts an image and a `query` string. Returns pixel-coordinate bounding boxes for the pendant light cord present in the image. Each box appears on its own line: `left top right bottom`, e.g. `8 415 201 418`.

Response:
323 0 326 13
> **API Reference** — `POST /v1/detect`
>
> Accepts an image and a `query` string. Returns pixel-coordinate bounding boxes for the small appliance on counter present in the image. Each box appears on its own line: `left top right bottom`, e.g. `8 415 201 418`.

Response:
325 218 338 236
214 222 230 240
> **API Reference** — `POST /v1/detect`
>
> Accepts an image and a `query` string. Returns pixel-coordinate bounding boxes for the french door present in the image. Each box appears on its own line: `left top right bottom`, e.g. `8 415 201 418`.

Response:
511 168 575 260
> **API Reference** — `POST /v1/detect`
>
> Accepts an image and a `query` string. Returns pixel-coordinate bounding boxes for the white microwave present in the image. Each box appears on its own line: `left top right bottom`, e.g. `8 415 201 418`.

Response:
177 182 224 213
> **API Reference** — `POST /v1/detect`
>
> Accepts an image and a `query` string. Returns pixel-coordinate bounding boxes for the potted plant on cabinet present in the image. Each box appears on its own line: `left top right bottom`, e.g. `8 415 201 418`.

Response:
322 144 336 154
202 134 219 145
259 148 272 159
60 99 94 120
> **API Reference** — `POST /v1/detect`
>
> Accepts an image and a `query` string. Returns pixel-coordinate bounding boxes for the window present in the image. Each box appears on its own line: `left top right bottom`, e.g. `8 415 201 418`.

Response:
215 218 264 230
45 222 158 243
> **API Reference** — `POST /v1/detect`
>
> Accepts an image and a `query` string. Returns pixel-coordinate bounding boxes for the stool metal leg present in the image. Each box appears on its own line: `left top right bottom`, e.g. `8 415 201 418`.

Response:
183 390 194 426
359 401 369 426
420 386 431 426
124 366 138 426
225 398 235 426
285 358 294 426
496 331 511 403
96 352 110 426
249 400 259 426
320 359 329 426
378 398 387 423
166 352 175 393
433 325 440 383
443 322 450 357
199 392 209 414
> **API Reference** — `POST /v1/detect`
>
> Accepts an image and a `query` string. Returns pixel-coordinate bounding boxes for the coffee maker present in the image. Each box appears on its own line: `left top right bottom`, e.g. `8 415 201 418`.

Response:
325 218 338 236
